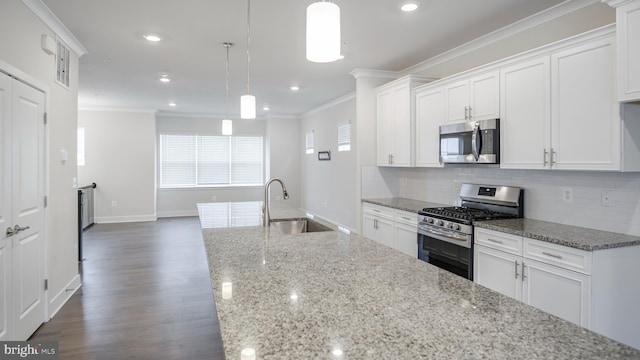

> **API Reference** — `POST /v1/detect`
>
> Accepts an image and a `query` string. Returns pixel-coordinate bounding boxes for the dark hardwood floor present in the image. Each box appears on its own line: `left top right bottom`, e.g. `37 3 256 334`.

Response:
30 217 226 360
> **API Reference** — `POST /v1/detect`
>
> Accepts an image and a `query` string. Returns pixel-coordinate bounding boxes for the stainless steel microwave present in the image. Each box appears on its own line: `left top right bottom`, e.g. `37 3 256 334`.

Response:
439 119 499 164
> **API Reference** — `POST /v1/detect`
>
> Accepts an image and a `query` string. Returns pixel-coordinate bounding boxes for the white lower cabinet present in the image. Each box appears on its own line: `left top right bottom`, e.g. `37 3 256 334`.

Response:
474 228 590 328
475 227 640 350
394 210 419 257
522 258 590 327
362 203 418 258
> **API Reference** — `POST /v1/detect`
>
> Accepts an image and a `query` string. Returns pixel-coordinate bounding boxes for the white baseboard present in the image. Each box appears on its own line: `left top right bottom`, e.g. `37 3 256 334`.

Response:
94 214 157 224
48 274 82 320
156 210 199 218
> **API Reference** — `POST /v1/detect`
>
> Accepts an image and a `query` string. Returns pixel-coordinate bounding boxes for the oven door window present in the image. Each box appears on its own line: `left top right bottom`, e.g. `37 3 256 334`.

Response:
419 235 471 279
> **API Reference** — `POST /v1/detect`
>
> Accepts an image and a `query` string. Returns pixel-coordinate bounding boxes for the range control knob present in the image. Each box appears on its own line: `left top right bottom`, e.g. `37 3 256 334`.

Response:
437 220 444 226
428 218 434 224
454 224 461 231
447 223 454 229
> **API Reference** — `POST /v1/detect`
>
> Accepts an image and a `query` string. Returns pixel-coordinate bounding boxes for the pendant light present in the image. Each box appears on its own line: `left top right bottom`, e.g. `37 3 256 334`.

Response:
221 42 233 136
240 0 256 119
306 1 341 63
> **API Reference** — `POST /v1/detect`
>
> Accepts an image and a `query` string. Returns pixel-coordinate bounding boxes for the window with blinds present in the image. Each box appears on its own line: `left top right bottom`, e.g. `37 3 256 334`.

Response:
159 134 263 188
338 123 351 152
305 132 314 154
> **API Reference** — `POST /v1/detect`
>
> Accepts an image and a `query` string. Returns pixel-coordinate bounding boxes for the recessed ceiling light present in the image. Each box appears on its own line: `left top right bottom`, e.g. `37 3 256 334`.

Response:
290 86 300 91
160 75 171 83
143 34 161 42
263 105 270 111
169 102 176 107
332 348 343 357
400 1 419 12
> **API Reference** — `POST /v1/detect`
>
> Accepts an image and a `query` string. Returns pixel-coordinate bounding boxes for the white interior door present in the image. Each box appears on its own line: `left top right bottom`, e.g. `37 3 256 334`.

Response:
0 72 12 341
10 78 46 341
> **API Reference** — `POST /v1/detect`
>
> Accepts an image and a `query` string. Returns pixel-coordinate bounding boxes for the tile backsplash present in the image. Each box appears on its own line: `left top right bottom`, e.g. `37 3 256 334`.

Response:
362 165 640 236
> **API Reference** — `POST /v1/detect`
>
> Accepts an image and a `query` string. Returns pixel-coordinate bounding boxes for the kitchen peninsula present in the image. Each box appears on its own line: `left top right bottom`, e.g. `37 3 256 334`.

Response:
198 202 639 359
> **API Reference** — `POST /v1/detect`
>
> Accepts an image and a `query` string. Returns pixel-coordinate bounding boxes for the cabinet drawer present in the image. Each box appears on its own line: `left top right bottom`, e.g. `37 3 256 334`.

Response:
475 228 522 255
395 210 418 226
362 203 394 219
523 238 592 275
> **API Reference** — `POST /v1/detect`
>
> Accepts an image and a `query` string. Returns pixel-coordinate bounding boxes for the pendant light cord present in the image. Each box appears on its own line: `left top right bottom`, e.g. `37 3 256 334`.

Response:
224 42 231 118
246 0 251 94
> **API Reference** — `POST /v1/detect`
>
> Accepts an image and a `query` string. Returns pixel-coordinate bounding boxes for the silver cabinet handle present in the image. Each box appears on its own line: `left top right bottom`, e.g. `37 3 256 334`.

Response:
468 106 472 119
550 148 556 166
464 106 468 120
521 262 527 282
6 227 15 237
543 149 549 166
389 154 394 165
487 238 503 244
401 217 411 221
515 260 520 279
374 219 378 230
542 251 563 259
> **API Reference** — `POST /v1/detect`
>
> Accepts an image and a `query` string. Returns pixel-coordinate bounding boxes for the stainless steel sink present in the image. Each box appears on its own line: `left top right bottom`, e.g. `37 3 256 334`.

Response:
270 219 332 234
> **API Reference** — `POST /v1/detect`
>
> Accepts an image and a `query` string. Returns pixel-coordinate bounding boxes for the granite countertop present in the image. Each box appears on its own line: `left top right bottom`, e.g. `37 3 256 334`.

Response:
198 201 639 359
362 197 449 213
475 218 640 251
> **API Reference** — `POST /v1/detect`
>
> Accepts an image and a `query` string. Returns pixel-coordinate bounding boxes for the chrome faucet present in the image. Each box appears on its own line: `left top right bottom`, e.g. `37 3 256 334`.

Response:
263 178 289 226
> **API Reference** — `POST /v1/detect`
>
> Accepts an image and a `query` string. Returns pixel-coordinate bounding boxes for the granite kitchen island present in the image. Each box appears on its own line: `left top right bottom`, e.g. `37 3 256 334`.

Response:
198 202 640 359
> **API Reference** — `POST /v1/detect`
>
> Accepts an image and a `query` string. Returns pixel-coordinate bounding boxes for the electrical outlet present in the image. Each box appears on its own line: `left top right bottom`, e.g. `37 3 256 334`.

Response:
211 195 217 201
601 190 614 207
111 200 117 207
453 180 460 191
562 188 573 203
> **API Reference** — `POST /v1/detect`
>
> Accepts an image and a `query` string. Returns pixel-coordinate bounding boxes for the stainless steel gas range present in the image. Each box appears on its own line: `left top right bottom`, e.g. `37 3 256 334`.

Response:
417 183 524 280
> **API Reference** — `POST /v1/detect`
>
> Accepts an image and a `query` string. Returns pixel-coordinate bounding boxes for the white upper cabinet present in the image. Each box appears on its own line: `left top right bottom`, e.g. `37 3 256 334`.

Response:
376 76 431 167
444 70 499 124
604 0 640 102
415 85 445 167
500 29 640 171
500 56 551 170
550 36 620 170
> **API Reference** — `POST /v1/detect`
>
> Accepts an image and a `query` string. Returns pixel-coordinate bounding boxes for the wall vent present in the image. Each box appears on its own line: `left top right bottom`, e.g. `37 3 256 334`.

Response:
55 38 70 88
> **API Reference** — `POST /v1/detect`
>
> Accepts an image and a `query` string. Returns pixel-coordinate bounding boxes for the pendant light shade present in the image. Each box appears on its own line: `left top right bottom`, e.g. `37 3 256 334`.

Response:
221 119 233 135
241 0 257 119
241 94 256 119
306 1 341 63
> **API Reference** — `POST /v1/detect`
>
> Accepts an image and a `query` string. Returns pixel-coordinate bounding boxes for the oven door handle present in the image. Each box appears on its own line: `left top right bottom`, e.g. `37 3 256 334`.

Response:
419 227 470 247
471 121 481 162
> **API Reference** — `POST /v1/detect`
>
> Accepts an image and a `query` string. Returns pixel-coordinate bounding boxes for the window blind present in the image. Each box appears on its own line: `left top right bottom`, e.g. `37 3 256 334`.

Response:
159 134 263 188
338 123 351 152
305 132 314 154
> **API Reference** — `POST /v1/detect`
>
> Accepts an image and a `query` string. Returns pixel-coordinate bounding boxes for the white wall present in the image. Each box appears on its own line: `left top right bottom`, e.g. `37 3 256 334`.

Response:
0 0 80 317
300 96 358 230
155 114 267 217
266 117 301 209
362 166 640 236
78 110 156 223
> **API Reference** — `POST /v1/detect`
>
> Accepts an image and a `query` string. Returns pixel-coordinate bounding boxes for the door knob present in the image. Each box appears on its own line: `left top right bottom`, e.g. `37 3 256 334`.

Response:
13 225 30 233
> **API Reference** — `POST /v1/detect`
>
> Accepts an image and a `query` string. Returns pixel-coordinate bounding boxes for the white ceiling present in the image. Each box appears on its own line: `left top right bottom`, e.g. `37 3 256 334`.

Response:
41 0 566 117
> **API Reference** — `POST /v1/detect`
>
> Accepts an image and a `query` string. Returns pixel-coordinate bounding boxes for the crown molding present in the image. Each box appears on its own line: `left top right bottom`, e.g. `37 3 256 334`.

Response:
349 69 399 80
400 0 600 76
79 106 156 114
21 0 88 57
601 0 633 7
301 92 356 118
